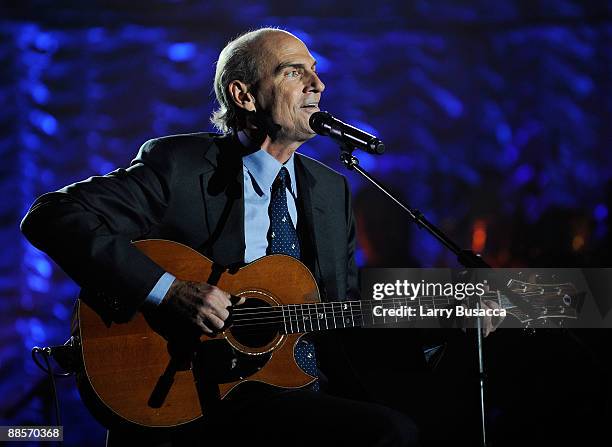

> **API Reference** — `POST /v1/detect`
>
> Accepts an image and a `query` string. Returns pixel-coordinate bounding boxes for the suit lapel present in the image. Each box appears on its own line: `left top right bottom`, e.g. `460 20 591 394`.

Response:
200 135 245 267
295 154 337 301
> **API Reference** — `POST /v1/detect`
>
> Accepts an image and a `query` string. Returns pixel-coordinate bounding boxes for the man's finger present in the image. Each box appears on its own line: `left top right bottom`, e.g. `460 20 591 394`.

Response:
483 299 505 331
482 299 500 310
205 312 226 330
211 306 230 322
230 294 245 306
195 318 214 334
211 287 232 307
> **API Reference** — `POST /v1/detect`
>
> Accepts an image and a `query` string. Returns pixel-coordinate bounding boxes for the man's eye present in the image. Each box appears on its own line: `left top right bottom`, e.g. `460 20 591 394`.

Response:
286 70 300 78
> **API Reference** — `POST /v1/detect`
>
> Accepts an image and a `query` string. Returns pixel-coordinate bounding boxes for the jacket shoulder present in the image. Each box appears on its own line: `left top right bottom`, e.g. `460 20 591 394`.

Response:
136 132 223 161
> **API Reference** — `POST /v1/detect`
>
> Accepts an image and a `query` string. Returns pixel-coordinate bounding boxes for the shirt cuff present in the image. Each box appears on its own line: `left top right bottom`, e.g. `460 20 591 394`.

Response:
142 272 176 308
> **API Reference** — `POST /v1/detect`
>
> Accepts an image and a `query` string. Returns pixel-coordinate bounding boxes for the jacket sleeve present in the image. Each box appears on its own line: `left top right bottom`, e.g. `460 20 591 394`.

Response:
20 138 174 319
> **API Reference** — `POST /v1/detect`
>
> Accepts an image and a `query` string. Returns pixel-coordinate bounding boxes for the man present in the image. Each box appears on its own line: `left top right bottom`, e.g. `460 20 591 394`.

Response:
21 28 419 446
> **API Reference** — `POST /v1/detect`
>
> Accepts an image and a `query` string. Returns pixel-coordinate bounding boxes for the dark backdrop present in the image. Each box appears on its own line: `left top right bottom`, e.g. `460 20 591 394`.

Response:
1 1 611 446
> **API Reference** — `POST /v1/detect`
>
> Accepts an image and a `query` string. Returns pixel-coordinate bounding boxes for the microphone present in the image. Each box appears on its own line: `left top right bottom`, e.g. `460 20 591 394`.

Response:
309 111 385 154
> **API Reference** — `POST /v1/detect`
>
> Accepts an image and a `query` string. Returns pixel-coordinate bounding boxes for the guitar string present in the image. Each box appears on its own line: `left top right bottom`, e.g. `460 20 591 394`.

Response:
229 290 564 311
225 308 568 336
231 292 498 310
229 291 556 316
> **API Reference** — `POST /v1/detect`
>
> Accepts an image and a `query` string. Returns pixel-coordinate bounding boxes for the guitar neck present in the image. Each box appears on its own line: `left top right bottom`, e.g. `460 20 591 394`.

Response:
231 287 577 335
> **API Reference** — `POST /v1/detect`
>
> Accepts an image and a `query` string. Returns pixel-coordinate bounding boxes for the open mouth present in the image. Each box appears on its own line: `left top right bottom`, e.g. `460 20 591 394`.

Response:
301 103 319 111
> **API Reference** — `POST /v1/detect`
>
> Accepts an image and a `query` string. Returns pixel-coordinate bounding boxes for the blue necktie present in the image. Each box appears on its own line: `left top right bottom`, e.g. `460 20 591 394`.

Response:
267 167 319 391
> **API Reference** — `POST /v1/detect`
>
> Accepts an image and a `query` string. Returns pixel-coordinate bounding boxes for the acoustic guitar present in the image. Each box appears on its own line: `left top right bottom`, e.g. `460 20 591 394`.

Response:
73 239 580 429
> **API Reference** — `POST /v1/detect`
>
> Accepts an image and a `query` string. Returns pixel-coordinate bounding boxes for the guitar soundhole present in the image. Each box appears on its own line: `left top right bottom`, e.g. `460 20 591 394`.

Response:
230 297 280 348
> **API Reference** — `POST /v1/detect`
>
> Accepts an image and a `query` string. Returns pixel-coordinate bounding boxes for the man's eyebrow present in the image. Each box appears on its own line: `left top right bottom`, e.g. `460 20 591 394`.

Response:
274 61 318 75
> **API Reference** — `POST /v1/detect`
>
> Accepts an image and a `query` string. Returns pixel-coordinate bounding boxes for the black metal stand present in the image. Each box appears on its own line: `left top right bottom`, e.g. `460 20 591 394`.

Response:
339 146 492 446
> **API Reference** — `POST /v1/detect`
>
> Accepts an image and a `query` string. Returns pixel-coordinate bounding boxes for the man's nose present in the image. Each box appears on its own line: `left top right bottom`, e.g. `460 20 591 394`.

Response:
306 72 325 93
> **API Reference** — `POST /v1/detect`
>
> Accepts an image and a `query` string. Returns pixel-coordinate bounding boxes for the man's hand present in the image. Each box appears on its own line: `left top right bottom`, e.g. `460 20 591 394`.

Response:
458 299 505 337
480 299 505 337
160 279 234 335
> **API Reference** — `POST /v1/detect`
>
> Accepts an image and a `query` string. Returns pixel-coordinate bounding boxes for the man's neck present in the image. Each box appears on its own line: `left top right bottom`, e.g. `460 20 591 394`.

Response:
242 128 302 164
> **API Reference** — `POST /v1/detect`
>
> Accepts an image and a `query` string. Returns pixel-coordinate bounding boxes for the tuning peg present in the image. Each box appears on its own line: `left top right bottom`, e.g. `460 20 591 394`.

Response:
534 274 543 283
563 294 572 306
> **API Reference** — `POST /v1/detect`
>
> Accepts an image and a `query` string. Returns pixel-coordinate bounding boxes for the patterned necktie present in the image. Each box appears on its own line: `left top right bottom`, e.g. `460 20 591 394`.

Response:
267 167 300 258
267 167 319 391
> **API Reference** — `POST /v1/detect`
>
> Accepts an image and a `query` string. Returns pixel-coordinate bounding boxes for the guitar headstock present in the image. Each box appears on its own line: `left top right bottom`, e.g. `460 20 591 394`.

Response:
500 277 583 325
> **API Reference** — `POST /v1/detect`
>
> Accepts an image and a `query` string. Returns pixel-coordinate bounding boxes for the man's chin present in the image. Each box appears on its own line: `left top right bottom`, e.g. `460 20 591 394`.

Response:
298 129 317 143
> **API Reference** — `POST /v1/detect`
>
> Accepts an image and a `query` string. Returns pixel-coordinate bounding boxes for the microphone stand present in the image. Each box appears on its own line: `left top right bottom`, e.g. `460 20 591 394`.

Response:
338 144 490 447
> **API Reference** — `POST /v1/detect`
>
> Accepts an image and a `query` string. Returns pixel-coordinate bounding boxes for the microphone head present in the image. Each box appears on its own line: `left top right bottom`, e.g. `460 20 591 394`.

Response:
309 111 333 135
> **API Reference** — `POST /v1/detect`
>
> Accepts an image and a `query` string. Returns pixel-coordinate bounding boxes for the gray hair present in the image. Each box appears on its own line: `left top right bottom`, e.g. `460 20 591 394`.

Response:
211 27 288 133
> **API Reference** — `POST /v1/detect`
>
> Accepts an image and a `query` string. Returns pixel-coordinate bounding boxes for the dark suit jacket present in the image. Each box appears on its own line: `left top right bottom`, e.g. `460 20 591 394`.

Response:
20 132 359 321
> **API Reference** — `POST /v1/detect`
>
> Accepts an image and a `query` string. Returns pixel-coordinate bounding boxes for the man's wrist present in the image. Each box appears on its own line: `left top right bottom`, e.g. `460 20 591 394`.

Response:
142 272 176 309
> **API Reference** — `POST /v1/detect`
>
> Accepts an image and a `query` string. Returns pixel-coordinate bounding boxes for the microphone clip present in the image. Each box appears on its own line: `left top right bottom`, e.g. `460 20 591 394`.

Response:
339 143 360 171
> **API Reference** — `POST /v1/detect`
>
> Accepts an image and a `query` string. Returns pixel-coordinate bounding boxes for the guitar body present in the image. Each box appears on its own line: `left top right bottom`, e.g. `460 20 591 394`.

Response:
74 239 321 429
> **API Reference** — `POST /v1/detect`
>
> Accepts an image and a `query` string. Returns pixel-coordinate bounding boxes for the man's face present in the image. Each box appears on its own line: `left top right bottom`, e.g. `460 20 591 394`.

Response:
252 32 325 144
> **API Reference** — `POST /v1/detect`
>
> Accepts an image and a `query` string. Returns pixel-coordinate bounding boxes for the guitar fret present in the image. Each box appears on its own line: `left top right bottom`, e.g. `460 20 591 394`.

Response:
382 299 386 325
282 305 288 334
394 298 398 324
320 303 325 330
370 300 375 326
404 297 410 323
331 303 336 329
294 304 300 333
308 303 314 332
356 301 363 326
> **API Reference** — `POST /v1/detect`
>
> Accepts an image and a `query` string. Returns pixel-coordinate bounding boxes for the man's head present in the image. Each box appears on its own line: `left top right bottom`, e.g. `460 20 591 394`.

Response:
211 28 325 146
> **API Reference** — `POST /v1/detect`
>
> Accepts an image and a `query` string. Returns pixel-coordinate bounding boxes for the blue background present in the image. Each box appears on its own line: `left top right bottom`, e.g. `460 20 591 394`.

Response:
1 1 611 445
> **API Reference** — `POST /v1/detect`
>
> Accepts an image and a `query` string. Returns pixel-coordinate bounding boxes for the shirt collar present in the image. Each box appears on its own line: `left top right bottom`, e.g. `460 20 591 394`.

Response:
239 130 297 197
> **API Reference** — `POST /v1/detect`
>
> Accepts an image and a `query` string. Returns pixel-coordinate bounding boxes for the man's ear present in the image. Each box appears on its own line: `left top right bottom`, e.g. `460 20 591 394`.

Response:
228 80 256 112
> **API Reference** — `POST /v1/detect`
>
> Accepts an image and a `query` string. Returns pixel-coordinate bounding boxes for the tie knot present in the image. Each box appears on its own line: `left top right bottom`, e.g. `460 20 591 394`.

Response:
273 167 291 191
